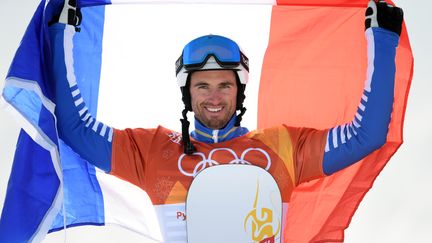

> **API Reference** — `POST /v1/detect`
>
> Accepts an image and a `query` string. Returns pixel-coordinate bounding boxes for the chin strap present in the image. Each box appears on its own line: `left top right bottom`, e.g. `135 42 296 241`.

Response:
235 107 247 127
180 108 196 155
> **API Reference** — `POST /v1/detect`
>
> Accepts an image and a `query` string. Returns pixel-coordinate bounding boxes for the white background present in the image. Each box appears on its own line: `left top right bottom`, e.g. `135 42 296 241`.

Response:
1 0 431 242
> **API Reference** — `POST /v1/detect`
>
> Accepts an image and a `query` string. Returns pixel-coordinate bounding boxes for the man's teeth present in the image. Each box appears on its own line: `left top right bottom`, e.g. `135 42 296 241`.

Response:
206 107 222 112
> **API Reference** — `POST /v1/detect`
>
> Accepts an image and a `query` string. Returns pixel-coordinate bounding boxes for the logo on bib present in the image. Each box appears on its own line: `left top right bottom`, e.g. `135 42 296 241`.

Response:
177 148 271 177
167 131 182 144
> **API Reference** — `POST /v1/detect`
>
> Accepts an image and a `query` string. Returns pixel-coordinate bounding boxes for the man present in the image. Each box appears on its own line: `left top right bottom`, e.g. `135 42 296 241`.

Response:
51 0 403 242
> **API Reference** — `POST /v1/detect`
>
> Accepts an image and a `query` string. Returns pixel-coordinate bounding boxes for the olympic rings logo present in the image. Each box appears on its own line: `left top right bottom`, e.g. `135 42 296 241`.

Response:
177 148 272 177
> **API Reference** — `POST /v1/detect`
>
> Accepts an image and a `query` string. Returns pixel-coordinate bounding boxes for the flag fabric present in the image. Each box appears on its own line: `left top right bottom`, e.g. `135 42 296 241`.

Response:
0 1 64 242
258 0 413 242
0 0 412 243
1 1 161 242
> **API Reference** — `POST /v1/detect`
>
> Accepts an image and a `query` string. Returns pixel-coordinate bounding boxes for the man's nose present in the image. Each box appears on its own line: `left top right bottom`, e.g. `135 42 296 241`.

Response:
207 88 223 101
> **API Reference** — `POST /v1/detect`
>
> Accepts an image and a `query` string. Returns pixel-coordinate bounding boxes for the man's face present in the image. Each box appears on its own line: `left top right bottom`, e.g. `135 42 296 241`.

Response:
189 70 238 130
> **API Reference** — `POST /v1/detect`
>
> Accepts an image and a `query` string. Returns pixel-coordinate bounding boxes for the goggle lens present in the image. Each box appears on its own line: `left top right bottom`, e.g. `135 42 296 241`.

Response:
183 36 241 65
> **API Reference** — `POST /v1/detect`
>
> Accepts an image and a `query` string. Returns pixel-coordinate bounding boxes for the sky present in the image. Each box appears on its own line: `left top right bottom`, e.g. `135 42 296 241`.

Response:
0 0 431 242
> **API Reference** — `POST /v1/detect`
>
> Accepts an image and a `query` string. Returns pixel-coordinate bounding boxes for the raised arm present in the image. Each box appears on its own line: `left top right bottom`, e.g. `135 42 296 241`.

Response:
50 1 112 172
322 0 403 175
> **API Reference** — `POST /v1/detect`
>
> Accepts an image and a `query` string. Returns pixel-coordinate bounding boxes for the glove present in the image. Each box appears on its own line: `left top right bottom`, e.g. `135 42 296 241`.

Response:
59 0 82 26
365 0 404 36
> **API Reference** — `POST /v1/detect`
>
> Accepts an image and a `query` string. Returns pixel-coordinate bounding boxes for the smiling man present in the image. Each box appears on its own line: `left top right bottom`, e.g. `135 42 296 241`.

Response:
175 36 250 150
50 0 403 242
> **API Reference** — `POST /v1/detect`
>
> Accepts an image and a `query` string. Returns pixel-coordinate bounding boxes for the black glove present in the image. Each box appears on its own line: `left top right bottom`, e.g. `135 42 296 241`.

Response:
49 0 81 27
365 0 404 36
60 0 82 26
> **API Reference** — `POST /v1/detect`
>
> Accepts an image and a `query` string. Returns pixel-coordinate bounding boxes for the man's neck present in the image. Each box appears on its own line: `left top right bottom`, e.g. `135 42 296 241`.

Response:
190 115 249 143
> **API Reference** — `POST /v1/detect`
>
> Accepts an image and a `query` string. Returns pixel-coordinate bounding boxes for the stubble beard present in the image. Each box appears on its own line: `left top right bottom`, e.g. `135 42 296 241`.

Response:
204 118 229 130
197 109 235 130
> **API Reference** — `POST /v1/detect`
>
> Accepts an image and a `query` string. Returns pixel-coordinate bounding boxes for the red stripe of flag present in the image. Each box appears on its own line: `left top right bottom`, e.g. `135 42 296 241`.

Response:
258 1 413 242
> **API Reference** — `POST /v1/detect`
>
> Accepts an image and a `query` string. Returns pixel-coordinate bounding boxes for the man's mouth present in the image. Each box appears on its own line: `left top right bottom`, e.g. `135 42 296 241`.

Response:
205 106 223 113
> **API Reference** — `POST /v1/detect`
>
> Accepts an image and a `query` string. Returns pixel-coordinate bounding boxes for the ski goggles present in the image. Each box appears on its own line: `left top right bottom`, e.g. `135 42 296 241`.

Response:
175 35 249 76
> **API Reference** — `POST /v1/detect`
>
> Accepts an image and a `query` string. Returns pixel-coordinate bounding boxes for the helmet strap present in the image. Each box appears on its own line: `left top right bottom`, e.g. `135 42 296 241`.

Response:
180 108 196 155
235 77 247 127
181 76 193 111
235 106 247 127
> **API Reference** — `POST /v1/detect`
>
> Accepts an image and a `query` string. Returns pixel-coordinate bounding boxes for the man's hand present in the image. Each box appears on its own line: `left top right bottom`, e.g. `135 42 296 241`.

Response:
59 0 82 26
365 0 404 36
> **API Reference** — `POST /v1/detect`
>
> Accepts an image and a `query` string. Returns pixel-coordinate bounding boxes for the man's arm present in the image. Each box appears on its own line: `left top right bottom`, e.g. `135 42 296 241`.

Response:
322 0 403 175
50 1 112 172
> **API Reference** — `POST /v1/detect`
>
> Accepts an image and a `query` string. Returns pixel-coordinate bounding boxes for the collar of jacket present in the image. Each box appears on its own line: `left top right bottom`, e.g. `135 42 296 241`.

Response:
191 115 249 144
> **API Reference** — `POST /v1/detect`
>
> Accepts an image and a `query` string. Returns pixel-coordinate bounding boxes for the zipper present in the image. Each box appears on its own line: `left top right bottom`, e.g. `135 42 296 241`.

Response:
212 130 219 143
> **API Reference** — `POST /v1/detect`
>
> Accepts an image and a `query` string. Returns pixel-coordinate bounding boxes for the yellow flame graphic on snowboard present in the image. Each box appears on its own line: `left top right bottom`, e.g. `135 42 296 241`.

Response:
244 180 280 242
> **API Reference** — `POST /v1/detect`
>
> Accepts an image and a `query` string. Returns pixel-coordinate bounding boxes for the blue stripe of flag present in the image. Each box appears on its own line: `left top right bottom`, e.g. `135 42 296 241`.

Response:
0 0 109 242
